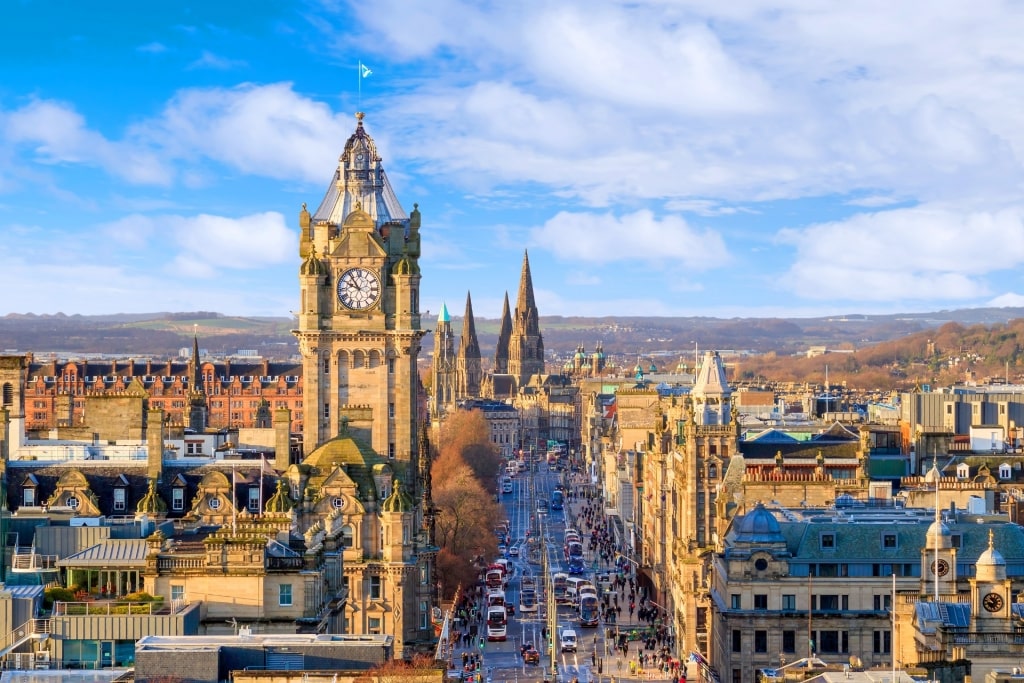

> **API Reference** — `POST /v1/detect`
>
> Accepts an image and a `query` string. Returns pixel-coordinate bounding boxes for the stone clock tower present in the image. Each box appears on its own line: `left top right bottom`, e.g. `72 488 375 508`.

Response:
295 112 424 465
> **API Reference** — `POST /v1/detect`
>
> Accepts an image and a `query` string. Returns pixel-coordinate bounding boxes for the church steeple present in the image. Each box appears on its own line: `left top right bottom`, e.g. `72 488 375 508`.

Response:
187 329 207 432
508 250 545 386
456 292 482 398
431 302 456 414
494 292 512 374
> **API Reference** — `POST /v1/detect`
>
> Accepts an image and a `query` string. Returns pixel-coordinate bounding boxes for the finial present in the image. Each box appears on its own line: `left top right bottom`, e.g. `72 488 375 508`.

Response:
301 202 307 212
989 528 995 550
355 112 365 123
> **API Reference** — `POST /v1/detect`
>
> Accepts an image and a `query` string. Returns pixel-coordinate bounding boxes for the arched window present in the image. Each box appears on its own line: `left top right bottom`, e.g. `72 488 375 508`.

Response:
956 463 970 479
708 464 718 480
341 525 354 548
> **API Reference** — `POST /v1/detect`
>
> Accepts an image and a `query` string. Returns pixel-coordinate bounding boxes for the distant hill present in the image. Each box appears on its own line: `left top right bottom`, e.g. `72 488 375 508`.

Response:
4 309 1024 376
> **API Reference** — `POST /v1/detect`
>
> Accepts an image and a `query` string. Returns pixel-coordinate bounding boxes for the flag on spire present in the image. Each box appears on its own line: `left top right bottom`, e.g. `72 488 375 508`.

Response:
360 62 372 78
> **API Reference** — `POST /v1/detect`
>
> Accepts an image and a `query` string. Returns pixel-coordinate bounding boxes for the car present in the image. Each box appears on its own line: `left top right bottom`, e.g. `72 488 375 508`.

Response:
498 544 507 556
509 546 520 557
560 628 578 652
521 643 540 665
505 603 515 616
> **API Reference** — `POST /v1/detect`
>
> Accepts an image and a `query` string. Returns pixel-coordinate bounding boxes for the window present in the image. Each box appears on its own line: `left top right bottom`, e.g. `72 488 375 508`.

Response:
816 630 846 654
186 442 202 455
341 525 354 548
730 594 741 609
323 358 330 373
368 617 381 634
370 575 382 600
388 358 395 374
420 601 429 629
819 595 839 611
820 533 835 549
873 630 891 654
782 631 795 653
279 584 293 606
389 403 395 419
873 594 892 611
172 488 184 511
323 403 330 419
66 496 79 510
882 533 898 549
249 487 260 511
171 585 185 602
23 488 35 507
782 594 796 610
389 442 395 459
754 594 768 610
708 464 717 479
731 629 741 652
208 497 221 510
114 488 126 511
754 630 767 653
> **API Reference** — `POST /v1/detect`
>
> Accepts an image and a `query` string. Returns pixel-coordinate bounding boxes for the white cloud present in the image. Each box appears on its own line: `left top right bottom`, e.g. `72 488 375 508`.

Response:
137 42 168 54
137 82 352 183
987 293 1024 308
187 50 248 70
101 211 295 276
530 210 730 268
778 204 1024 301
3 99 171 185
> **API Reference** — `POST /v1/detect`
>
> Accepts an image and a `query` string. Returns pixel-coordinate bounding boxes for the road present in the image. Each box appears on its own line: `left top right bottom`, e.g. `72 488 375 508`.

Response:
468 461 614 683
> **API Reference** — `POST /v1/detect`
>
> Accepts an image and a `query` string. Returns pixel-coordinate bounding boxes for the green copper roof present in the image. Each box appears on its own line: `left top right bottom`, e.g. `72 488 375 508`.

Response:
438 302 450 323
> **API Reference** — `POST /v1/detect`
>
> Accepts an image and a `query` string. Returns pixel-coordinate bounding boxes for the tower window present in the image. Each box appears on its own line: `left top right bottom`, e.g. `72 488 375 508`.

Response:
389 442 395 459
389 403 395 418
388 358 395 374
323 403 330 419
323 358 329 373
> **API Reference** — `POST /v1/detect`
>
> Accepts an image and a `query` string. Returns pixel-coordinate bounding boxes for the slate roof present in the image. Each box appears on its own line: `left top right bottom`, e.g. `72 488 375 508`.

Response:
7 463 278 520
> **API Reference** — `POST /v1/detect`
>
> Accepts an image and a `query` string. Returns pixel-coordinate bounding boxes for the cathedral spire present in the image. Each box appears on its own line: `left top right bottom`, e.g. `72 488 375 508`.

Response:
494 292 512 374
456 291 482 398
508 250 545 386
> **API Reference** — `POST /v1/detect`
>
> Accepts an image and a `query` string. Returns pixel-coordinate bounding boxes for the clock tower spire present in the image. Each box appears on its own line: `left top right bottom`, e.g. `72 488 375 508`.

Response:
294 113 424 464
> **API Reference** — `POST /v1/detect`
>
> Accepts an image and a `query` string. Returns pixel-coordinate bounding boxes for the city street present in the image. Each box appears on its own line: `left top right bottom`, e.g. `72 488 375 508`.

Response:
446 459 692 683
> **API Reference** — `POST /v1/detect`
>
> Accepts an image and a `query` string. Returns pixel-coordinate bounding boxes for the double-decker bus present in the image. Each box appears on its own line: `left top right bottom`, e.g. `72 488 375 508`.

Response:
519 587 538 613
579 594 600 628
552 572 570 604
486 605 508 641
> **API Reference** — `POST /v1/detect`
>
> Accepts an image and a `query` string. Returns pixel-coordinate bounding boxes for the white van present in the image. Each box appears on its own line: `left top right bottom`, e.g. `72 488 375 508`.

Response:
560 628 578 652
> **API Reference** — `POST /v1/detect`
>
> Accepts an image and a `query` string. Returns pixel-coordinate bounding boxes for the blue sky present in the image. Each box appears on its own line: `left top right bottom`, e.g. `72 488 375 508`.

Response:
3 1 1024 321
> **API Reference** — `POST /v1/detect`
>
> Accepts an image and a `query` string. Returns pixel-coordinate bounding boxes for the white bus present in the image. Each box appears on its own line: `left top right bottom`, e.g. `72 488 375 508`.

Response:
486 605 508 641
519 587 538 613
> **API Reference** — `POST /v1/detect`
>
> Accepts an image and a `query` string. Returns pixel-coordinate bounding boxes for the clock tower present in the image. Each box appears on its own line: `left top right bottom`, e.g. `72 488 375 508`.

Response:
295 113 424 465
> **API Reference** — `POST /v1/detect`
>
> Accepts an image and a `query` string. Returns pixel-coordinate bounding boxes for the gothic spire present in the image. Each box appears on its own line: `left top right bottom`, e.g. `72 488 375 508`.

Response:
494 291 512 374
515 250 538 319
459 292 481 358
508 250 545 385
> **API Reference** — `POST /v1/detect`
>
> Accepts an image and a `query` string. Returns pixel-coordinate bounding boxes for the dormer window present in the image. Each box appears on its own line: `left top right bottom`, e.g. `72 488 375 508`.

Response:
248 487 260 511
332 497 346 509
957 463 969 479
209 497 221 510
882 532 898 549
23 487 35 507
999 463 1012 480
113 488 126 512
67 496 79 510
820 532 836 549
172 487 184 511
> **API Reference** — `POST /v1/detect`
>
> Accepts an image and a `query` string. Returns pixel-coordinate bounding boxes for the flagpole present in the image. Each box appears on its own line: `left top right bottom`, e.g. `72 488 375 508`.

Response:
357 60 362 110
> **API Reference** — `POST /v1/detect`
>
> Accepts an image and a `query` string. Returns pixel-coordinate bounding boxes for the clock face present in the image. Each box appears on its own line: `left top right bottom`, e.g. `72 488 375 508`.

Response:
983 592 1004 612
931 559 949 577
337 267 381 310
